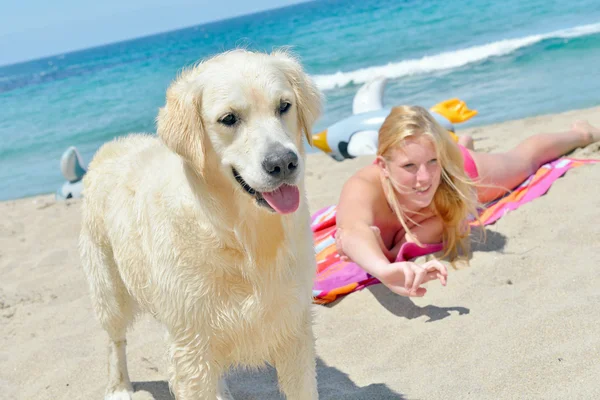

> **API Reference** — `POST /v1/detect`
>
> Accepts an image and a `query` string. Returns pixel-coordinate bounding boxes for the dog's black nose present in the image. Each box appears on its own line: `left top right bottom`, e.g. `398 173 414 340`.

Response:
262 149 299 178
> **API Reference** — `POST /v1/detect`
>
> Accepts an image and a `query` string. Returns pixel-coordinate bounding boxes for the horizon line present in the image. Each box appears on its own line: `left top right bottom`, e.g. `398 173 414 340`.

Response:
0 0 313 69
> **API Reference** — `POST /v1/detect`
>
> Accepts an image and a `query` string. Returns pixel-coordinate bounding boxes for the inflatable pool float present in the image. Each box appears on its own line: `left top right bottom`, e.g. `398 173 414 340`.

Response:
311 77 477 161
56 146 87 200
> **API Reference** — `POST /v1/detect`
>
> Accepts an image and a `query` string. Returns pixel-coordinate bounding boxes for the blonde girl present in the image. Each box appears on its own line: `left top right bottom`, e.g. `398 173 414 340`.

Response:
335 105 600 297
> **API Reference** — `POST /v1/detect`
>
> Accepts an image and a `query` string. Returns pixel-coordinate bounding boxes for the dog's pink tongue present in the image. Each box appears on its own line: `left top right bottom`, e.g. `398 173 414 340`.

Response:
262 185 300 214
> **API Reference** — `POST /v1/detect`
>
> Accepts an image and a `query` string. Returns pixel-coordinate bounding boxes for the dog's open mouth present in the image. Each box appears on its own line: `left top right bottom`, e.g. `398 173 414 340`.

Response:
232 168 300 214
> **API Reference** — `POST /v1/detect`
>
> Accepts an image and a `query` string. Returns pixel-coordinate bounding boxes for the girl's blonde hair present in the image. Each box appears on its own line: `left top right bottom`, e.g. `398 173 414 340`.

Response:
377 105 481 262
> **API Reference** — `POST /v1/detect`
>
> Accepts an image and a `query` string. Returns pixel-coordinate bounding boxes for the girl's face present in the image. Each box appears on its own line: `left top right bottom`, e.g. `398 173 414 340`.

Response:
378 135 442 210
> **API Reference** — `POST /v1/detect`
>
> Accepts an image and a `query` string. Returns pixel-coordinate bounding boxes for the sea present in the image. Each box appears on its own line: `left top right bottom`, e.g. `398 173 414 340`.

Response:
1 0 600 201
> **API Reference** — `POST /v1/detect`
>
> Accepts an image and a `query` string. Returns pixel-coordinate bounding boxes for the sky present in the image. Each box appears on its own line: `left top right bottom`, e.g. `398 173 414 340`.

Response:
0 0 309 66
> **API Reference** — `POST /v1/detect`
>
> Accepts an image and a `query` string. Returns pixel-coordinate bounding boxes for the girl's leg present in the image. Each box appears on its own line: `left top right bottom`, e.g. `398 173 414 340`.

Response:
471 121 600 203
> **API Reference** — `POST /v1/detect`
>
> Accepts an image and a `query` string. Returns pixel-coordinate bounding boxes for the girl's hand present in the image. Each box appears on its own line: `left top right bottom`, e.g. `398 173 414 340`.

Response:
378 259 448 297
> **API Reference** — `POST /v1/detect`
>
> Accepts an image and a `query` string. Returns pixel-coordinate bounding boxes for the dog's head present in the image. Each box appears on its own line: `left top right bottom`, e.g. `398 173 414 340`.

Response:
157 49 322 214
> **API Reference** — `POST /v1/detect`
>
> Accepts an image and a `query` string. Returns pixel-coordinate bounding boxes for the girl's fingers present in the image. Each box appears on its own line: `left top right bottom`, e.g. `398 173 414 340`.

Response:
403 268 415 292
334 229 345 257
424 262 447 285
437 273 447 286
426 271 440 282
411 268 427 294
424 260 448 276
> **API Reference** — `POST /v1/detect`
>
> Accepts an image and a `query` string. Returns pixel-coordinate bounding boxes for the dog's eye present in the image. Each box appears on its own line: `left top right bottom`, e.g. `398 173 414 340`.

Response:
279 101 291 114
219 113 237 126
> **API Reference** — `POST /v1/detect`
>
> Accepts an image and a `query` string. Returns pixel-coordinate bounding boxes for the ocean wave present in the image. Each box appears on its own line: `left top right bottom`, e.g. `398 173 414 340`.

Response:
312 22 600 91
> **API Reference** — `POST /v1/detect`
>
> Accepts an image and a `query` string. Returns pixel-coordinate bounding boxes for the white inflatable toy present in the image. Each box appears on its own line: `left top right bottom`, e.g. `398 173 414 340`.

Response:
312 77 477 161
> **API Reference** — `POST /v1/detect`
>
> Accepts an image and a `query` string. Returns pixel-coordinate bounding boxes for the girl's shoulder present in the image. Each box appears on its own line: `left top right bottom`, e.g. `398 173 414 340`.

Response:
338 164 393 223
341 164 384 198
350 163 381 184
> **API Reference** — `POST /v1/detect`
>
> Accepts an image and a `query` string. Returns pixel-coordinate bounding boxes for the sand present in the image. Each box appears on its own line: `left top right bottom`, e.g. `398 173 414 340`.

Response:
1 106 600 399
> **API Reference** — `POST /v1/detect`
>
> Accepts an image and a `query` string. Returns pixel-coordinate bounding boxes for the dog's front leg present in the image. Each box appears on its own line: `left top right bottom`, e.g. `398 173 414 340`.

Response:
168 337 231 400
272 311 318 400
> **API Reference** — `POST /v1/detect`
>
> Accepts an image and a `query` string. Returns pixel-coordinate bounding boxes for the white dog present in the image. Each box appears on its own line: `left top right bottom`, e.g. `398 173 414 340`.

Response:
79 49 322 400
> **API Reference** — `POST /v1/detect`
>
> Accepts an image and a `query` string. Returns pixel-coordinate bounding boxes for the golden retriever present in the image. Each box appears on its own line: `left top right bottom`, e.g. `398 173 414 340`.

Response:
79 49 322 400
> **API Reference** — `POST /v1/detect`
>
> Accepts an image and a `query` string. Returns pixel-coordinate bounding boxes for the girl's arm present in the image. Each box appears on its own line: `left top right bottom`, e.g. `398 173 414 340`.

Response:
336 176 448 296
335 176 392 278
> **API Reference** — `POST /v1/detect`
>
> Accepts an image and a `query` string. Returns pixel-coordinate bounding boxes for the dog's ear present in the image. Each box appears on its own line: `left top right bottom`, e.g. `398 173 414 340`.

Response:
156 71 206 173
272 50 323 147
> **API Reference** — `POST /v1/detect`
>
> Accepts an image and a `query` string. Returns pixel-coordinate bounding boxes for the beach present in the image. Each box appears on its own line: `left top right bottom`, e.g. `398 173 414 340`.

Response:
1 106 599 399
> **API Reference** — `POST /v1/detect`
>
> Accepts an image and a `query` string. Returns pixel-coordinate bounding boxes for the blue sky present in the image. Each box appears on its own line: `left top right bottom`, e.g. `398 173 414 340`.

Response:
0 0 308 66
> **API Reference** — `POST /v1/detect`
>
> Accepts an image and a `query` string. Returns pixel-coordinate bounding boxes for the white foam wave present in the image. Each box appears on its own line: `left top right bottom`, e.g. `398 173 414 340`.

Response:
313 22 600 91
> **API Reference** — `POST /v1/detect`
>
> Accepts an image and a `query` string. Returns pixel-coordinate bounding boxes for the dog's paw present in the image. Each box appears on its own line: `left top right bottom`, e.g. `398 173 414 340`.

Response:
105 390 133 400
